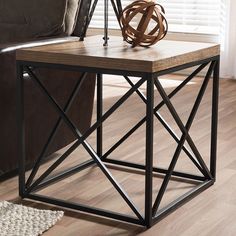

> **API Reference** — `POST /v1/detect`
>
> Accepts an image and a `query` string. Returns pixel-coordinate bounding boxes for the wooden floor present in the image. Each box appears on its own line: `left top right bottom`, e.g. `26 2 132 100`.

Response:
1 73 236 236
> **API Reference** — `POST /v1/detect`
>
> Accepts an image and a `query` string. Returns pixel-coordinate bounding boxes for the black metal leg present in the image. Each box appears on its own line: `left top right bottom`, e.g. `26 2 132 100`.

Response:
17 63 26 197
97 74 103 157
17 58 219 228
210 57 220 180
145 75 154 228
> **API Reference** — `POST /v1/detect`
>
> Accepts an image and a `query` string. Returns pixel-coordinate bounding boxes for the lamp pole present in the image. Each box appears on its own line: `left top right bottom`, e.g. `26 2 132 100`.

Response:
103 0 109 46
79 0 123 46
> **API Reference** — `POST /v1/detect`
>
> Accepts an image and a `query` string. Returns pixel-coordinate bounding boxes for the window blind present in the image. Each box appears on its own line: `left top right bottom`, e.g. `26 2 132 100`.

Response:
89 0 222 35
158 0 221 35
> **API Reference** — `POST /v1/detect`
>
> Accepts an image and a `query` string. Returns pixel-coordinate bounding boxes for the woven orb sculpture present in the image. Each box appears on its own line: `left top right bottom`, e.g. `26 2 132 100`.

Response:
120 0 168 47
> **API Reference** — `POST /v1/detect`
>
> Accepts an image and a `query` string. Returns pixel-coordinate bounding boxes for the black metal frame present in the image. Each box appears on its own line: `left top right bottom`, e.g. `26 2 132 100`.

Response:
17 55 220 228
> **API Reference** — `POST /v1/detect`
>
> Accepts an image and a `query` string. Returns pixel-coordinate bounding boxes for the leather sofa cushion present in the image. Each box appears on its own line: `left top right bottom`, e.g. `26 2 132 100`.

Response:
0 0 79 43
65 0 81 37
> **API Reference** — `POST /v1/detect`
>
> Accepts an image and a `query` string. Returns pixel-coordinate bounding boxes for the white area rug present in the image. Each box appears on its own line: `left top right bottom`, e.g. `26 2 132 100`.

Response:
0 201 63 236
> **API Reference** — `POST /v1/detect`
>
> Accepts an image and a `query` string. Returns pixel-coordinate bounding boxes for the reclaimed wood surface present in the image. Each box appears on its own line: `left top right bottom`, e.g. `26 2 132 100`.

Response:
16 36 220 73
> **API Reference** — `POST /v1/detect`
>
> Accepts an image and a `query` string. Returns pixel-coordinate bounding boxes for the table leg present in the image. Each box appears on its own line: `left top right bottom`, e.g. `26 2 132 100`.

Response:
145 74 154 228
210 57 220 180
17 63 26 198
97 74 103 157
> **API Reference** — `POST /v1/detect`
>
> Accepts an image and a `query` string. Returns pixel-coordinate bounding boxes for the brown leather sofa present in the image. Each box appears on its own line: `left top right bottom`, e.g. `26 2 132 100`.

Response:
0 0 95 178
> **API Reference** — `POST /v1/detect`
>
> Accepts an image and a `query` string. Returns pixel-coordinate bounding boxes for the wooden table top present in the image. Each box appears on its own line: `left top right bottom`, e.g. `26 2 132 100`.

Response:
16 35 220 73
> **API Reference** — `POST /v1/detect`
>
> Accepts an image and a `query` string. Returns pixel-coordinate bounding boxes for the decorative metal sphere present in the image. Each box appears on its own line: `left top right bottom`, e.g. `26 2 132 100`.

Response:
120 0 168 47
